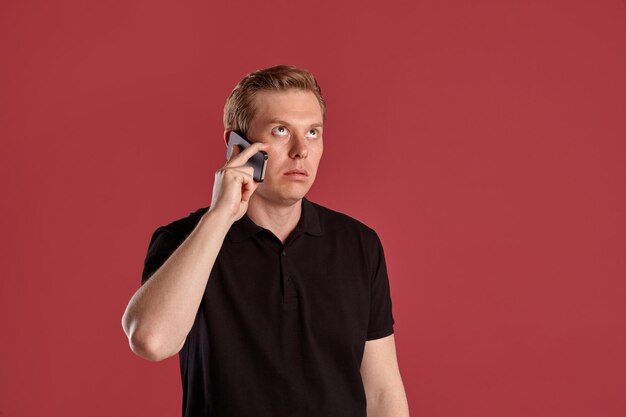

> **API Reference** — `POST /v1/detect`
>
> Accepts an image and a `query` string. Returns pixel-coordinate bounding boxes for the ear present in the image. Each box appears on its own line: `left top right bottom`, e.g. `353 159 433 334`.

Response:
223 129 231 148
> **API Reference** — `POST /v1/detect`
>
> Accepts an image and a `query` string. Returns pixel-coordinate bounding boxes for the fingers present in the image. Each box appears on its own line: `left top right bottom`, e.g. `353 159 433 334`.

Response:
218 166 253 188
229 168 259 206
240 174 255 202
226 141 269 167
221 165 257 194
209 139 266 221
231 166 260 203
209 164 257 216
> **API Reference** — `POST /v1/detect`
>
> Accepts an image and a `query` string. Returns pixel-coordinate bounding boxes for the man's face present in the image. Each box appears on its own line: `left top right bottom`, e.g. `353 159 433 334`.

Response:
245 89 324 206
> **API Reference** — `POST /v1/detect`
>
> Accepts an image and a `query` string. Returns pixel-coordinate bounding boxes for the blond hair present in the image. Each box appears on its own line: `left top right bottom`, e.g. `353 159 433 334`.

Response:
223 65 326 136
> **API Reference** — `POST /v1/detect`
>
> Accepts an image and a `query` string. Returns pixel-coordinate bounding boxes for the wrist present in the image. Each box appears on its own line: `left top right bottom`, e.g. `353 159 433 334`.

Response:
202 206 238 231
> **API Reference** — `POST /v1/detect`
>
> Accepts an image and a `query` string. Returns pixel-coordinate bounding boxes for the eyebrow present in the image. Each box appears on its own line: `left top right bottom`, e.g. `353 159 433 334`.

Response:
266 119 324 128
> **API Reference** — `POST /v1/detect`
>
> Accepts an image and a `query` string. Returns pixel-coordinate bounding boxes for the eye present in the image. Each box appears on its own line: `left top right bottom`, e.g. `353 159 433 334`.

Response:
306 129 320 138
272 126 288 136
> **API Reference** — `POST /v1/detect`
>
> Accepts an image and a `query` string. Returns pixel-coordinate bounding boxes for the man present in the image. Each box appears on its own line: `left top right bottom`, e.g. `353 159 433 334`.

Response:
122 65 410 417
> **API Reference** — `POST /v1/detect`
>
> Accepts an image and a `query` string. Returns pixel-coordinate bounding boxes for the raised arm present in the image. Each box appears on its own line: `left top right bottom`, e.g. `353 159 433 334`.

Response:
121 140 268 361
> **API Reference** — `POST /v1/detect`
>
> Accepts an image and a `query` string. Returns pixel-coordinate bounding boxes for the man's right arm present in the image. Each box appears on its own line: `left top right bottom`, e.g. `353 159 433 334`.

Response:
121 140 269 362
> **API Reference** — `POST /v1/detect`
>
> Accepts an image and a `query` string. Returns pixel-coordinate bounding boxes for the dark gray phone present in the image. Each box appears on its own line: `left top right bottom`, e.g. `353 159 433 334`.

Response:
226 131 268 182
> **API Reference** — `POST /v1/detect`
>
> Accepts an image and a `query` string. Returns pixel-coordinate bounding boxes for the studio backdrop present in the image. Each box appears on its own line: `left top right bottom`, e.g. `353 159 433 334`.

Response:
1 0 625 416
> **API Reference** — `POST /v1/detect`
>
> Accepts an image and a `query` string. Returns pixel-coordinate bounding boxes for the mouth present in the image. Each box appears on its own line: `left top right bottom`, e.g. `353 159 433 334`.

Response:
284 169 309 176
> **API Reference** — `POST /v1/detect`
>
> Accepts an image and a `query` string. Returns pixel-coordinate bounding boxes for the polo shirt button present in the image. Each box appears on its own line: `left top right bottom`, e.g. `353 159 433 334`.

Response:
282 251 286 256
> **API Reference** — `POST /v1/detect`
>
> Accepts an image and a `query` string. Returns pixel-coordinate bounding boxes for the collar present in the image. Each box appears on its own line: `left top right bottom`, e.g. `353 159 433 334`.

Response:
227 197 323 243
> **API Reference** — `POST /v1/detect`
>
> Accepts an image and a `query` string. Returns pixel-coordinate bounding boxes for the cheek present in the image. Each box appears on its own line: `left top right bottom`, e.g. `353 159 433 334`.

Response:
312 145 323 162
266 149 283 169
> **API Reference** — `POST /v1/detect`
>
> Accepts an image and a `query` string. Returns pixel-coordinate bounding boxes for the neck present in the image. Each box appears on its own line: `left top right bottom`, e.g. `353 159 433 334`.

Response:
246 195 303 244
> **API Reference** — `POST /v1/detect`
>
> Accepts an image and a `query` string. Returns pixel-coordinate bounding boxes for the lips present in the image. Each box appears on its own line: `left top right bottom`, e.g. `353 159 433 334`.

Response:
284 169 308 176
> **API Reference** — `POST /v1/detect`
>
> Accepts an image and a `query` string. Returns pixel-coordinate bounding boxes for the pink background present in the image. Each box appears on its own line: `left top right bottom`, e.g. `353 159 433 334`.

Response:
1 0 625 416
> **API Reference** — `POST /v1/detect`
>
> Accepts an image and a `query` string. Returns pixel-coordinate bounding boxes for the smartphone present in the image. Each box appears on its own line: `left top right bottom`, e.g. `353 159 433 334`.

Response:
226 131 268 182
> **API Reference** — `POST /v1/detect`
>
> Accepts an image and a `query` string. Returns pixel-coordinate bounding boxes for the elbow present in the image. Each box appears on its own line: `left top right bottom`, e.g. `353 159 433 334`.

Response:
128 331 172 362
121 312 176 362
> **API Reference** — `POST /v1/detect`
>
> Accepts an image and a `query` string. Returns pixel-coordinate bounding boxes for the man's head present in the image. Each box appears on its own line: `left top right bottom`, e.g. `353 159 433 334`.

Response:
223 65 326 137
223 65 326 206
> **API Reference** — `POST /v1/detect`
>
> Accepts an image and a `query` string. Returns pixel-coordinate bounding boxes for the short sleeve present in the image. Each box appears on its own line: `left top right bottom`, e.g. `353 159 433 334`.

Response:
141 226 183 285
366 233 395 340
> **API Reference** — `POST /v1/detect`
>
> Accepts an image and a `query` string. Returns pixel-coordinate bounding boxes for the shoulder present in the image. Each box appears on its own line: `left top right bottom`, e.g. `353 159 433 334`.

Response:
141 206 209 283
150 206 210 241
309 200 380 243
308 200 387 277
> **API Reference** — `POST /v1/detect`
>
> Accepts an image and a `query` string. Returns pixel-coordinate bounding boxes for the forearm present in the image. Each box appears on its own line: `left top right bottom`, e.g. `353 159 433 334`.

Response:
366 387 410 417
122 209 232 361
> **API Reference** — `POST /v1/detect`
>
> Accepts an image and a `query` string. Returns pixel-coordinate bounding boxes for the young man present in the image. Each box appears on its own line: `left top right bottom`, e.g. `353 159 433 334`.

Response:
122 65 409 417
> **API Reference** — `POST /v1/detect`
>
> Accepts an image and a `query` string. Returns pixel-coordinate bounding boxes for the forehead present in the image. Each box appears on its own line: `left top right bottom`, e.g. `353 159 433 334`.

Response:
251 89 323 126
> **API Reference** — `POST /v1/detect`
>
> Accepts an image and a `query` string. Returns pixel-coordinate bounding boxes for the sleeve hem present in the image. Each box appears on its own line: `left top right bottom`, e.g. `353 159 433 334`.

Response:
366 326 394 341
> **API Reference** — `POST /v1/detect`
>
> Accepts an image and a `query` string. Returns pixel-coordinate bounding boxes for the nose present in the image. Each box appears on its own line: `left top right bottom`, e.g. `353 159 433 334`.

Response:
288 133 308 159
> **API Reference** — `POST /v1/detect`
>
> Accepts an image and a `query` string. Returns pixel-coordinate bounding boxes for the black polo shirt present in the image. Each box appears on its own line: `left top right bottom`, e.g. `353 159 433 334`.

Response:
141 198 395 417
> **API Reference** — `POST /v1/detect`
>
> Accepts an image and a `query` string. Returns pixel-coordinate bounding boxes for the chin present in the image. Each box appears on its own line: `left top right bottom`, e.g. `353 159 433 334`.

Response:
278 191 308 205
260 189 310 207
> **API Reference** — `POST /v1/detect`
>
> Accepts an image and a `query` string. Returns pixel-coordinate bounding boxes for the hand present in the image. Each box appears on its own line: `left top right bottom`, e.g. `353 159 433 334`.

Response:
208 141 269 223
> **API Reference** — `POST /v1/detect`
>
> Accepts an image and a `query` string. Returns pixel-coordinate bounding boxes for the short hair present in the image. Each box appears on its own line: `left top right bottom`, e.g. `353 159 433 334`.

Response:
223 65 326 137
